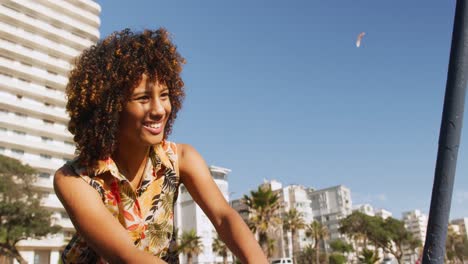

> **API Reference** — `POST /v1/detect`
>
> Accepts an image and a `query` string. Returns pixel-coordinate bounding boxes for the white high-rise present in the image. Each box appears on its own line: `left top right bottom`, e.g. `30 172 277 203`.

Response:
175 165 233 264
401 210 427 264
308 185 352 242
0 0 100 263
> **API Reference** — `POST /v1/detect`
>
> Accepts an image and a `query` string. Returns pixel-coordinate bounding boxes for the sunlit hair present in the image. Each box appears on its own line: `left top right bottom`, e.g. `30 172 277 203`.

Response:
66 28 185 166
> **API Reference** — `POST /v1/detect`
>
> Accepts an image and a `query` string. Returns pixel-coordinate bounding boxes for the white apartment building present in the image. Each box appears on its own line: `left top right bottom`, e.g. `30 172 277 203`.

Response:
0 0 100 263
353 204 375 216
375 208 392 220
450 218 468 240
401 210 427 264
175 165 233 264
308 185 352 247
276 184 314 258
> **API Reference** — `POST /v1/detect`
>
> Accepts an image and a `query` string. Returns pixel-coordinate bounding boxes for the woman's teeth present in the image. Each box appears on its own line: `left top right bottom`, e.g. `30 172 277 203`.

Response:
145 123 161 129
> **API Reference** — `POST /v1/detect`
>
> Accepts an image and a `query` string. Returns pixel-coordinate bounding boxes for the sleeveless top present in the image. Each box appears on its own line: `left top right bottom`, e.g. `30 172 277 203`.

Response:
62 141 181 264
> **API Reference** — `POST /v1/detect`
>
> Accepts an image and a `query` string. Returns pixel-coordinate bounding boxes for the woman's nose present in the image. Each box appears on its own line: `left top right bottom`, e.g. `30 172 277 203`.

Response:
149 98 165 117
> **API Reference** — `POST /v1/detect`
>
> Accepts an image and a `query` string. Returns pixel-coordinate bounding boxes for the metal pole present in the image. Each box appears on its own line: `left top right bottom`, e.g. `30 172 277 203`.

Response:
423 0 468 263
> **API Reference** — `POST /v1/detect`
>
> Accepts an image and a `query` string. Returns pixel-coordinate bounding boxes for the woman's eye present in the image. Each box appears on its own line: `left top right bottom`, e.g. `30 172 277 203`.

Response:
161 92 170 98
136 96 150 101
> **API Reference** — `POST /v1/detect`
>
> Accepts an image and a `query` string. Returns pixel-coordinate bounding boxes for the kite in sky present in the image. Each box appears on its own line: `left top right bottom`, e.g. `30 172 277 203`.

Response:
356 32 366 48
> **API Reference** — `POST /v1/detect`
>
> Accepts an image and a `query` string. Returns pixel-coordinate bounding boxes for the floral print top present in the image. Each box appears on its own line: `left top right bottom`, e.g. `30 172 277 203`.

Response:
62 141 180 264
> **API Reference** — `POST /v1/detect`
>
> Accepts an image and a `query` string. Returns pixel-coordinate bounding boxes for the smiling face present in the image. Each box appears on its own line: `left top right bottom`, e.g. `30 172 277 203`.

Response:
116 74 172 150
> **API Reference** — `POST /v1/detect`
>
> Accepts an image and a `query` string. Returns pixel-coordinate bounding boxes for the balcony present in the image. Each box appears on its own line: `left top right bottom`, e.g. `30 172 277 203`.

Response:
7 0 100 41
41 194 63 209
0 56 68 88
0 92 68 122
0 4 94 50
38 0 101 28
0 113 72 141
0 74 67 106
56 218 74 231
0 20 79 60
33 175 54 190
75 0 101 14
0 130 75 157
0 38 72 75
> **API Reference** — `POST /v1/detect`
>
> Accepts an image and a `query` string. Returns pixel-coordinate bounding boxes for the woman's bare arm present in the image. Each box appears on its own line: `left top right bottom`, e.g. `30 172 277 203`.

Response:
178 144 268 263
54 165 166 264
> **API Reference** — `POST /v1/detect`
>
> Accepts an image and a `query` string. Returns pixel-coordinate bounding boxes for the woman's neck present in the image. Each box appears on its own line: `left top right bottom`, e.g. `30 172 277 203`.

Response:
112 145 149 183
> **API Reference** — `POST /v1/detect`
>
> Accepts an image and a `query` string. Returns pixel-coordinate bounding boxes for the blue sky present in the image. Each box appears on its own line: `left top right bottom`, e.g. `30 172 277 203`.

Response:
96 0 468 220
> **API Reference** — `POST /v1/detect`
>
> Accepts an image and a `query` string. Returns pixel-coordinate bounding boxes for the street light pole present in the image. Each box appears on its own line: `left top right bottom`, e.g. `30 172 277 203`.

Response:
423 1 468 263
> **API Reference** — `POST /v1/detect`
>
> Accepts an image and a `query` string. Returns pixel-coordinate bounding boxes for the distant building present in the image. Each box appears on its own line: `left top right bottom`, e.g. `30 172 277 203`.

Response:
353 204 375 216
260 181 315 258
402 210 427 264
0 0 100 263
308 185 352 244
375 208 392 220
450 218 468 240
175 165 232 264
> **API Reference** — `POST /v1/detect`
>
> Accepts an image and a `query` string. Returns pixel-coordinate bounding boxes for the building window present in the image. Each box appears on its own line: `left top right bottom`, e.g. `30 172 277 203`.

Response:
47 70 58 76
0 127 6 132
14 112 26 118
13 130 25 136
0 72 13 78
11 149 24 156
0 109 9 114
0 146 5 153
41 136 52 143
16 94 22 99
39 172 49 178
64 141 74 146
45 85 56 91
21 61 32 67
19 77 30 83
40 154 52 160
43 119 54 125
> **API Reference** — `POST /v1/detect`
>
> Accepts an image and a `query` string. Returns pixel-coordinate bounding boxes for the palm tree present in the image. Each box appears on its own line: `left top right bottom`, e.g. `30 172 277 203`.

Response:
283 208 305 259
242 185 282 255
179 229 203 264
212 234 229 264
306 220 329 264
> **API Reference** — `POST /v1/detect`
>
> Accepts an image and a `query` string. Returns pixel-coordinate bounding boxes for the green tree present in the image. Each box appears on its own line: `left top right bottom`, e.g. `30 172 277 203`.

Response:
0 154 60 264
358 248 380 264
306 220 329 264
339 212 419 264
329 239 353 254
328 239 353 264
212 234 229 264
377 217 421 264
329 253 347 264
283 208 305 259
178 229 203 264
296 244 314 264
446 226 467 263
339 211 379 253
242 185 281 256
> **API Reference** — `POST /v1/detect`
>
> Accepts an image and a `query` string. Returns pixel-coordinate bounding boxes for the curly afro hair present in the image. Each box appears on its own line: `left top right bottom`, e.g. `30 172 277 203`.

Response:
66 28 185 166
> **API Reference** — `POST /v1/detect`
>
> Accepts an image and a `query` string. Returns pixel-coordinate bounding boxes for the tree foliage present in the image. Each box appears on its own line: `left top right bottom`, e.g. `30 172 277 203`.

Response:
212 233 229 264
358 248 380 264
446 226 468 263
178 229 203 264
0 154 60 264
339 211 420 264
283 208 305 259
242 185 281 256
306 220 329 264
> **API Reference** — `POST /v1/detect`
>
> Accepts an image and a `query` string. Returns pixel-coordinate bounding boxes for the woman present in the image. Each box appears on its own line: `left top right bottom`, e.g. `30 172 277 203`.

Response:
54 28 268 264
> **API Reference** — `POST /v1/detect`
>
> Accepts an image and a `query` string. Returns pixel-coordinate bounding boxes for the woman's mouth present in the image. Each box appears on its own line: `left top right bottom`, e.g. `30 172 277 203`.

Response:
143 122 163 135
